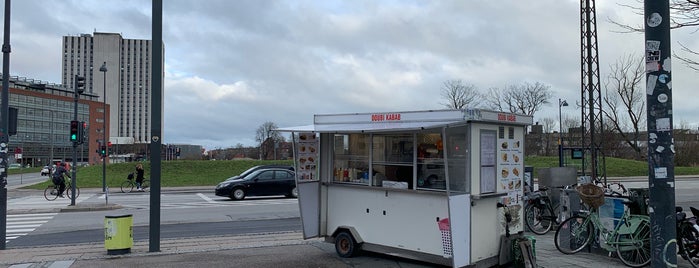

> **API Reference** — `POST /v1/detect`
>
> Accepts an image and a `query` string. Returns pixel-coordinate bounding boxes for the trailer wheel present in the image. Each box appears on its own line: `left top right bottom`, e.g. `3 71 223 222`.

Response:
335 231 358 258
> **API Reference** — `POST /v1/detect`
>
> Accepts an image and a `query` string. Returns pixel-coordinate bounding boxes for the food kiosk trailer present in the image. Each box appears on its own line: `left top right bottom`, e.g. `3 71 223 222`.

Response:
280 109 533 267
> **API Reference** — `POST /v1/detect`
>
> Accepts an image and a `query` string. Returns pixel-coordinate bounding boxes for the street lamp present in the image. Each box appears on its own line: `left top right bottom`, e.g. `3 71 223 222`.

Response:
100 62 107 192
558 98 569 167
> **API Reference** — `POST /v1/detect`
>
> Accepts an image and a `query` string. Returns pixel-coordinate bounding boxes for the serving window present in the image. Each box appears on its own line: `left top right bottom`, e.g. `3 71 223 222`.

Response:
333 134 370 183
330 127 468 192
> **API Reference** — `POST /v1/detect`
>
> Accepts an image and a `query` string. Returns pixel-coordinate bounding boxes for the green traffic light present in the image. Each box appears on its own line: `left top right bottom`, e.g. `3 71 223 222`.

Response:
70 134 77 141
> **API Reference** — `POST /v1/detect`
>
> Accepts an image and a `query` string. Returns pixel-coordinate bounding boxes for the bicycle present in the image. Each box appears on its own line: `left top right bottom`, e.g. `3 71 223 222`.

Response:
44 178 80 201
554 183 651 267
677 206 699 267
121 174 150 193
591 179 628 197
524 186 561 235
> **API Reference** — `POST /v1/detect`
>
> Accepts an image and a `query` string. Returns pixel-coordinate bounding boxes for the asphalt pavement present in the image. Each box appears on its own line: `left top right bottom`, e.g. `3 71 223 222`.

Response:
2 177 698 267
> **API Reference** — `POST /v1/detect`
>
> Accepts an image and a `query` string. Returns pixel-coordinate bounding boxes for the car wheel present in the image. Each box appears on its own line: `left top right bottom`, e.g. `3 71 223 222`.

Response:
286 186 298 198
230 188 246 200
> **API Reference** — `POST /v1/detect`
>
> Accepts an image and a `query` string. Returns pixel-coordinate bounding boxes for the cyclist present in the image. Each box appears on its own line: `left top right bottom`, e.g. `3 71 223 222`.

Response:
135 163 145 191
52 162 71 197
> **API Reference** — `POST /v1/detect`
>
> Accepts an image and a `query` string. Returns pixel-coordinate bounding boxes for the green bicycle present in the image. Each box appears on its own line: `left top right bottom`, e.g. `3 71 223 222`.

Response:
554 184 651 267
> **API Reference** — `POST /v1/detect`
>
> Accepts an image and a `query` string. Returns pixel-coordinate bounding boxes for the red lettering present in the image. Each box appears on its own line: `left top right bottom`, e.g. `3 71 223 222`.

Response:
508 115 516 122
371 114 384 121
385 113 401 121
498 114 506 121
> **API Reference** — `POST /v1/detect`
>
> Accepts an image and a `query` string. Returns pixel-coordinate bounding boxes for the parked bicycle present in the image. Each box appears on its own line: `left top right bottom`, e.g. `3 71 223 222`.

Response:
524 186 560 235
677 206 699 267
44 178 80 201
591 179 628 197
554 183 651 267
121 173 150 193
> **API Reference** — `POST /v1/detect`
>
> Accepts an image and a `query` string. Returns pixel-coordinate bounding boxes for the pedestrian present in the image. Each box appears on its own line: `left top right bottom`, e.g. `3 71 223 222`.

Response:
135 163 145 191
52 162 70 197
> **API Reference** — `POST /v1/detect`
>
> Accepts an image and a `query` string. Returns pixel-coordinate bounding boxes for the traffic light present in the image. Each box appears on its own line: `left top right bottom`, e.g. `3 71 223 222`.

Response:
75 75 86 94
108 141 113 155
69 120 79 142
81 121 88 144
100 145 106 157
76 121 86 145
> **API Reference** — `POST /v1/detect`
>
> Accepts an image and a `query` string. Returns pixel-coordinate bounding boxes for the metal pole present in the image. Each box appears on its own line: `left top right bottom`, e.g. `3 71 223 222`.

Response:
70 76 78 206
644 1 676 266
149 0 163 252
0 0 12 251
100 62 107 192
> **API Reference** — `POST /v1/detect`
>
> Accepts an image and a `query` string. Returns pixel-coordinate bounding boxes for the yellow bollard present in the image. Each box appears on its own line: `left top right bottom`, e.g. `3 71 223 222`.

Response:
104 214 133 255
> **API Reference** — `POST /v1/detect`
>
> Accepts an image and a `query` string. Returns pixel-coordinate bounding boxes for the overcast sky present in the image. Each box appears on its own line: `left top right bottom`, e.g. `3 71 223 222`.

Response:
3 0 698 150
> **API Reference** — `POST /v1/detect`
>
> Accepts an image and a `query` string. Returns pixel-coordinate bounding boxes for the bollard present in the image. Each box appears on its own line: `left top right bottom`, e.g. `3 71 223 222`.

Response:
104 214 133 255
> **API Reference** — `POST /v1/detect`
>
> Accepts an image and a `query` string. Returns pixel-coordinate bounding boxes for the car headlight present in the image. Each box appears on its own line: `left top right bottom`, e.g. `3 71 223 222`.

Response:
217 181 233 189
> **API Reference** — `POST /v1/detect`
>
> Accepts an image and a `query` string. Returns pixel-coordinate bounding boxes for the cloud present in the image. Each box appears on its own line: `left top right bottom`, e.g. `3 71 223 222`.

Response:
5 0 698 149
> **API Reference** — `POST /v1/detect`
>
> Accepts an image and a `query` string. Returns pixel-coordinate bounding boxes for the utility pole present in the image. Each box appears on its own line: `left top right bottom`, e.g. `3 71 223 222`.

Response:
0 0 12 251
644 1 676 266
149 0 163 253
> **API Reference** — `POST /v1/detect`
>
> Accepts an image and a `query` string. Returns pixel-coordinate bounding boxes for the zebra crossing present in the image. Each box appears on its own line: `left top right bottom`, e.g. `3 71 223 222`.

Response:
105 192 298 210
6 212 58 243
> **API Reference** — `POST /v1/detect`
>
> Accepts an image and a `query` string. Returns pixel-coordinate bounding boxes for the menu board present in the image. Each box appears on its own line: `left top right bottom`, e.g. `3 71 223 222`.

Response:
480 130 497 193
497 129 524 205
296 132 319 181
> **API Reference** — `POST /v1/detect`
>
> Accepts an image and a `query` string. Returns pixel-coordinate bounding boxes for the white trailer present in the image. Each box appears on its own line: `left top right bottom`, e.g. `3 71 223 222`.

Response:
280 109 532 267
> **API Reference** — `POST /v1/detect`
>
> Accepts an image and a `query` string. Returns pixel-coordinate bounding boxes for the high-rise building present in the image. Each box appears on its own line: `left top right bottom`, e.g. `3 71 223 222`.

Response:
62 32 162 146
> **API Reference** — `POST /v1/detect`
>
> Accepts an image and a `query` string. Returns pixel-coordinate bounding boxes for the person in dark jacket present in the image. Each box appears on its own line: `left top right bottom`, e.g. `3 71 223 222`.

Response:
135 163 145 191
52 162 71 197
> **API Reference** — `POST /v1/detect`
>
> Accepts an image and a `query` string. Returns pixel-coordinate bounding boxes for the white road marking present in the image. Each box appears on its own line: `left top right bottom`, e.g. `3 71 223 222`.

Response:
197 193 217 203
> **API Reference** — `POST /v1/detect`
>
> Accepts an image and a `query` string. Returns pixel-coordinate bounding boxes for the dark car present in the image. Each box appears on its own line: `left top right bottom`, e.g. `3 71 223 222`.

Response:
215 166 297 200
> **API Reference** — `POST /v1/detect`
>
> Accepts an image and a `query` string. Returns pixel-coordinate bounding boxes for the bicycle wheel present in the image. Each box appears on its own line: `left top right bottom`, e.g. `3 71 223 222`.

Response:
65 185 80 199
121 181 134 193
140 180 150 192
616 216 651 267
44 185 59 201
555 215 592 254
679 222 699 268
525 203 553 235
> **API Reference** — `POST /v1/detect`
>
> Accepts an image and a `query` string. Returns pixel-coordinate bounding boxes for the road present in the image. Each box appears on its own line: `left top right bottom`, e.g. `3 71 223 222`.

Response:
6 190 301 247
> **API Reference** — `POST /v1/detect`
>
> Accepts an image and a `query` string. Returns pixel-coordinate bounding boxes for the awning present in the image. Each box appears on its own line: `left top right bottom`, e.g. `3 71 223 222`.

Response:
278 120 463 133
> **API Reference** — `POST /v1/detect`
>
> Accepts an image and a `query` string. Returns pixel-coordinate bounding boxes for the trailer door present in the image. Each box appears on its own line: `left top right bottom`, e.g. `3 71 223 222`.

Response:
294 132 321 238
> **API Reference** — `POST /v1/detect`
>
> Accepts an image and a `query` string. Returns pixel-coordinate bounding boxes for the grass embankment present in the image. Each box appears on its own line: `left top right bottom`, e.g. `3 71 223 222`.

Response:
526 156 699 177
19 156 699 190
25 159 293 190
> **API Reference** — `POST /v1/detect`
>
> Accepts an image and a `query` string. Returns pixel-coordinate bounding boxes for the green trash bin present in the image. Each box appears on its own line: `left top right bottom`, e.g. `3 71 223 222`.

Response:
104 214 133 255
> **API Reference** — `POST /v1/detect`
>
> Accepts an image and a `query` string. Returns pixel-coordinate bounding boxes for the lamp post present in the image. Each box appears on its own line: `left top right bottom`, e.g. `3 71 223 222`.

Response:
100 62 107 192
558 98 568 167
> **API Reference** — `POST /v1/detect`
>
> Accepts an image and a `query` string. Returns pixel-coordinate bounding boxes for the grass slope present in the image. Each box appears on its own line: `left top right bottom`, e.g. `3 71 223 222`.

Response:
21 156 699 189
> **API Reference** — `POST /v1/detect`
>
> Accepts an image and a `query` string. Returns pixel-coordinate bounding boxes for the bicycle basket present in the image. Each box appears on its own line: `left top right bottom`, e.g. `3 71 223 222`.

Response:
127 173 134 180
576 183 605 209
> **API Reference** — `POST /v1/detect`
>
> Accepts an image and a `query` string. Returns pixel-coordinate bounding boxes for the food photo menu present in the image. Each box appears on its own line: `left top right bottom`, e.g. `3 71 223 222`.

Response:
498 133 524 205
296 132 319 181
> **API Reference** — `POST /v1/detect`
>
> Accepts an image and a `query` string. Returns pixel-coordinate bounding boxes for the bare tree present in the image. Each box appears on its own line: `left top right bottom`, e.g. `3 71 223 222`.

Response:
602 54 646 160
439 80 481 109
484 81 552 116
255 121 284 160
540 117 557 156
610 0 699 70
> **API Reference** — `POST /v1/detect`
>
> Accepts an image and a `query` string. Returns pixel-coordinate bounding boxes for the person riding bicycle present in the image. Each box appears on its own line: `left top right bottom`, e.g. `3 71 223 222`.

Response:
52 162 71 197
135 163 145 191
